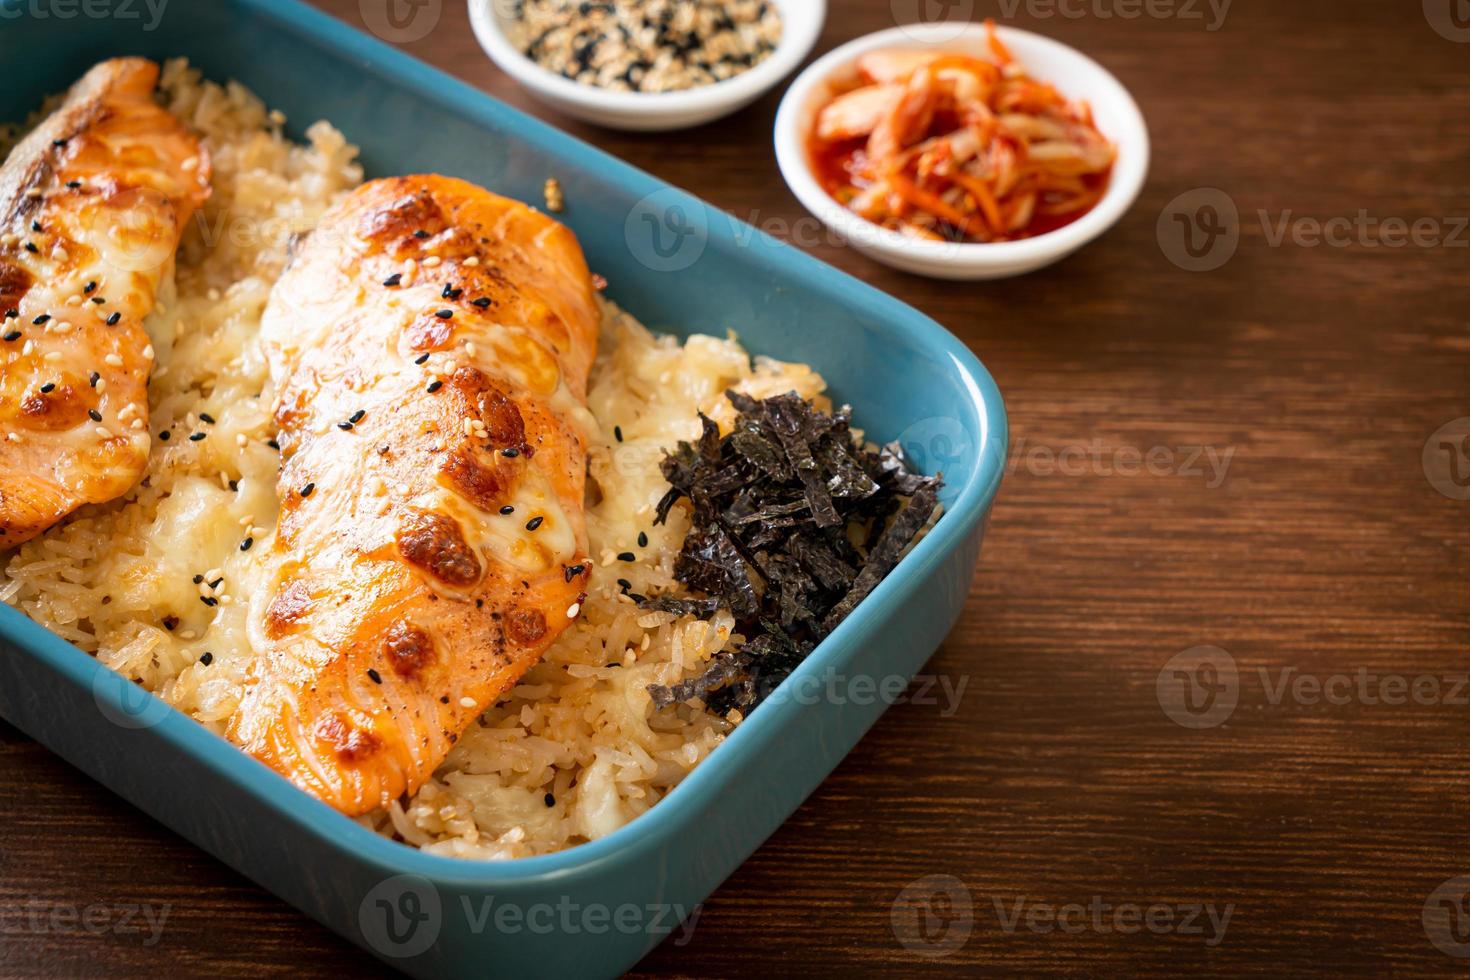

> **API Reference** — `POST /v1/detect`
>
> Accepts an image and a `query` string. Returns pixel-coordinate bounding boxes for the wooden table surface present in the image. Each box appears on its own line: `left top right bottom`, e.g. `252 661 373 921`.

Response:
4 0 1468 975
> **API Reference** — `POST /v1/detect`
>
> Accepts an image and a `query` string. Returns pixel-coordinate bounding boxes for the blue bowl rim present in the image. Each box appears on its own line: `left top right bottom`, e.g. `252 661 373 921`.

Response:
0 0 1009 886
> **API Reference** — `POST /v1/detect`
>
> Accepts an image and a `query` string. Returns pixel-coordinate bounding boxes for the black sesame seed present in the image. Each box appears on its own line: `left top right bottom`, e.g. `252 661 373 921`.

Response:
299 482 315 498
30 220 41 233
2 331 20 342
564 563 586 582
544 792 555 807
32 314 50 325
613 425 623 442
84 281 96 293
228 480 239 492
192 574 204 584
441 283 459 299
382 273 402 286
65 180 81 189
267 439 280 450
188 432 206 441
39 382 54 394
499 505 515 515
4 308 17 319
209 577 223 589
51 138 67 147
525 515 544 531
414 353 430 365
199 651 214 666
426 380 443 393
89 372 99 387
337 421 354 430
434 309 453 319
617 551 636 562
159 430 171 441
24 242 38 253
199 412 215 424
106 312 121 326
638 531 648 548
91 296 105 304
367 668 383 684
617 578 632 591
471 297 491 308
88 409 102 422
199 595 217 607
349 409 366 423
501 447 520 458
240 537 253 551
413 229 430 239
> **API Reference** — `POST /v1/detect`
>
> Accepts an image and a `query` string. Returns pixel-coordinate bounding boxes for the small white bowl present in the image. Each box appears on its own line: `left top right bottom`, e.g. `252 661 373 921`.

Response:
774 22 1149 280
469 0 826 132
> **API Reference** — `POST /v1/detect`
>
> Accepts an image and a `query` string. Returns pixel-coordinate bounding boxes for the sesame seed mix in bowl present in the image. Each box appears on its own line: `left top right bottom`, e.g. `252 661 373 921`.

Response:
507 0 783 93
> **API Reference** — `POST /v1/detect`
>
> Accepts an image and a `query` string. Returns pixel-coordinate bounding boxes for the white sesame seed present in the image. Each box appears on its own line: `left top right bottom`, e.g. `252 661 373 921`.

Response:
43 351 61 362
182 156 198 171
463 256 480 267
422 255 442 268
459 697 476 709
6 432 22 443
94 426 111 438
142 344 154 359
104 353 123 367
236 433 248 447
566 602 581 619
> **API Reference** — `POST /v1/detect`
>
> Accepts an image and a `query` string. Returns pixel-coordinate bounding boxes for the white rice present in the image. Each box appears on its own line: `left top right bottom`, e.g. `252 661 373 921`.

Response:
1 61 828 858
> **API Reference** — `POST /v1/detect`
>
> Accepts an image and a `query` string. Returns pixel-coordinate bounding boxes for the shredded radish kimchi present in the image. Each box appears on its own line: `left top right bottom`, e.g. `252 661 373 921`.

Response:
809 22 1115 243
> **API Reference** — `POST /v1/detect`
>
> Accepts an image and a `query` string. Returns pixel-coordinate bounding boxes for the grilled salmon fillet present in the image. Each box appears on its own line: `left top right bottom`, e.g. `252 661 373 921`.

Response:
230 175 600 815
0 57 209 547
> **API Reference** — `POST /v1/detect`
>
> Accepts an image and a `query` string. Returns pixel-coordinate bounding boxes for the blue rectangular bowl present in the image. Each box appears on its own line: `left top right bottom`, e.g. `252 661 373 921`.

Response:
0 2 1007 975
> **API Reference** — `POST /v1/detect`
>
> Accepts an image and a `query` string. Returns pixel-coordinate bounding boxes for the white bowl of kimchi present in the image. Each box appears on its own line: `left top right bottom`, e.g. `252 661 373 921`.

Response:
774 22 1149 280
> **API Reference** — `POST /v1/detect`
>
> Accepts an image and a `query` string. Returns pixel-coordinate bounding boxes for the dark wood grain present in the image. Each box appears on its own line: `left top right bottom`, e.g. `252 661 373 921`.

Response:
4 0 1469 975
